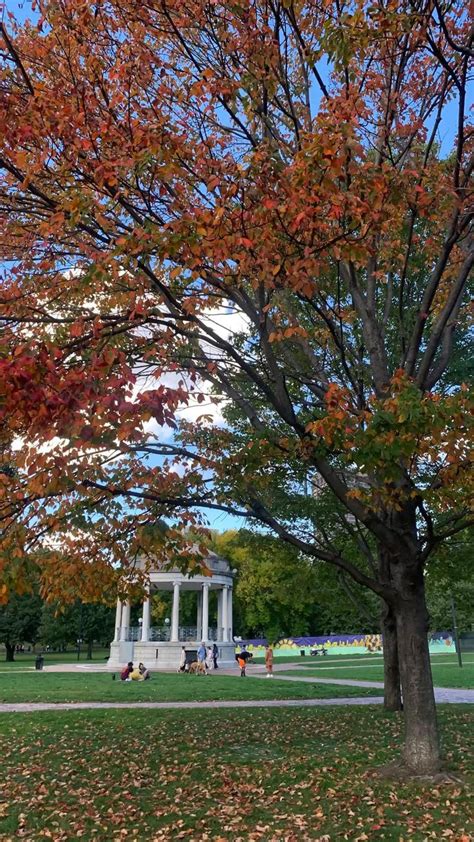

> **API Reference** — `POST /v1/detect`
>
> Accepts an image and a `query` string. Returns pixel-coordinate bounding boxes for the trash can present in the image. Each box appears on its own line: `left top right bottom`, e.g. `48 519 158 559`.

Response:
300 649 306 656
35 655 44 671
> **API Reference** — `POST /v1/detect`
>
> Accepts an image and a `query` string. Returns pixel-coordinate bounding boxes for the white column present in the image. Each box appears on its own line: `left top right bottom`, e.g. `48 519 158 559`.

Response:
196 591 202 640
228 586 233 641
222 586 229 642
141 595 150 642
113 599 122 643
171 581 180 642
217 590 223 641
120 601 130 642
201 583 209 642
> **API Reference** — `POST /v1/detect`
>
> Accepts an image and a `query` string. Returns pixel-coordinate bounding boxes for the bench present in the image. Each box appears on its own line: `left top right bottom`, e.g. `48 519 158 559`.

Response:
310 647 327 657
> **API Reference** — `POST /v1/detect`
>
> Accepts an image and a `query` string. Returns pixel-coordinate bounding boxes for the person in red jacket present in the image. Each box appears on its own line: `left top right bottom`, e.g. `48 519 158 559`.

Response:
120 661 134 681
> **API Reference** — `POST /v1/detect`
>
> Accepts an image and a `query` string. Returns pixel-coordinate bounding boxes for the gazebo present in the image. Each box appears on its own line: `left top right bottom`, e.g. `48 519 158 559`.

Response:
107 550 236 670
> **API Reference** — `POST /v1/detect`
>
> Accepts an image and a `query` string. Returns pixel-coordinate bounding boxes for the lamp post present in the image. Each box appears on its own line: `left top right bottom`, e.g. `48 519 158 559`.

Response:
451 593 463 668
164 617 170 641
77 602 83 661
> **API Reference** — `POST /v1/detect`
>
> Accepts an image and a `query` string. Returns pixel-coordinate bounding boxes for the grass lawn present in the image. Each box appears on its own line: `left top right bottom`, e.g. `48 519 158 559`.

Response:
0 706 471 840
0 672 382 703
0 649 110 671
253 651 385 664
280 655 474 689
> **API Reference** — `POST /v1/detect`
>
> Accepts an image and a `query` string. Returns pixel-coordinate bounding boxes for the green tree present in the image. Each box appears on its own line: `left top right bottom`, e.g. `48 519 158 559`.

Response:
40 601 115 659
211 530 379 641
425 535 474 634
0 592 42 661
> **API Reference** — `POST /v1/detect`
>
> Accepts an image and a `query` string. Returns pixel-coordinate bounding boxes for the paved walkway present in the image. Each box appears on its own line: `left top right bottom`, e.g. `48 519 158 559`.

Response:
0 673 472 713
0 686 472 713
250 672 474 703
0 697 384 712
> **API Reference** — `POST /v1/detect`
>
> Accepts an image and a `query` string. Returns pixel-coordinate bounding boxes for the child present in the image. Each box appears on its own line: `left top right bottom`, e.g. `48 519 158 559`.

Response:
265 644 274 678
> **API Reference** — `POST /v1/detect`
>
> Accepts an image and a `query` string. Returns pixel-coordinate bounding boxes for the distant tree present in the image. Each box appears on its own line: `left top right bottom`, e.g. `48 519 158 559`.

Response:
0 592 42 661
211 530 379 641
38 604 73 652
40 601 115 658
425 535 474 634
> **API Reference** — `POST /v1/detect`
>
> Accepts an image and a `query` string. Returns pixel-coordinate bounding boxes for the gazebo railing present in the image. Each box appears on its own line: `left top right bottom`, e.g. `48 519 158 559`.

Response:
128 626 219 642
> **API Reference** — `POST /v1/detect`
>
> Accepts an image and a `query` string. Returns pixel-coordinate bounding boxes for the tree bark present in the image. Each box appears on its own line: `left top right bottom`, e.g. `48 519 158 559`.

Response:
5 642 15 662
393 564 440 774
381 602 402 711
87 639 93 660
378 546 402 711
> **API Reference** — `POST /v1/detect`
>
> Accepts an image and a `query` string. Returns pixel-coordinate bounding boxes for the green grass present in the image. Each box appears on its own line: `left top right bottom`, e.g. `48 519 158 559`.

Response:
280 654 474 689
0 706 471 840
253 651 385 664
0 649 110 671
0 671 383 703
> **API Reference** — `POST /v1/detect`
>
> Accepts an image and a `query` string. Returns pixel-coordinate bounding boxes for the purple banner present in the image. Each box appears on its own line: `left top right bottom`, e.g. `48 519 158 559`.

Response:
238 631 453 648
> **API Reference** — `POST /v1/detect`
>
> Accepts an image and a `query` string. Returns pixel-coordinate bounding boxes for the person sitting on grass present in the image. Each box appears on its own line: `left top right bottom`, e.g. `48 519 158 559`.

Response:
138 662 150 680
120 661 134 681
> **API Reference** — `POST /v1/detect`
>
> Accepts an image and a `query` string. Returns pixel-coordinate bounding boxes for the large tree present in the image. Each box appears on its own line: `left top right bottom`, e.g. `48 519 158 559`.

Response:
0 0 472 773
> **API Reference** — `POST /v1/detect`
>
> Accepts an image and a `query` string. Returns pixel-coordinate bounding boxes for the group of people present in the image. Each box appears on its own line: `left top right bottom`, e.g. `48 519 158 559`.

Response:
234 644 273 677
236 644 274 677
120 643 274 679
178 642 219 674
120 661 150 681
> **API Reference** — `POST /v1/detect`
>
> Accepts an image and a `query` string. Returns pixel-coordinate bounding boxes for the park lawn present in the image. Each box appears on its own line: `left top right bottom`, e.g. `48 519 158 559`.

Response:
0 649 110 671
280 658 474 689
252 651 385 665
0 672 382 703
256 652 461 666
0 706 472 841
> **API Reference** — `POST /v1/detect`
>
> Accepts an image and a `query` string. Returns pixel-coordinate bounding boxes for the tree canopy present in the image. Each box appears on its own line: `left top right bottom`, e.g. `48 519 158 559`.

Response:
0 0 472 773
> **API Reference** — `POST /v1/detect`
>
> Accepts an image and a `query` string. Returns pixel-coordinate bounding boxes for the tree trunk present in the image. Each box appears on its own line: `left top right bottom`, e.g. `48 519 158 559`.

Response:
393 566 440 774
87 639 93 660
5 642 15 662
378 547 402 711
380 602 402 711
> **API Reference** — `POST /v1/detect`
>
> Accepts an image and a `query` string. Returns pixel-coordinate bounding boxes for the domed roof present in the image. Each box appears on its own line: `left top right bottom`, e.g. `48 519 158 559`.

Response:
204 550 231 574
140 548 234 587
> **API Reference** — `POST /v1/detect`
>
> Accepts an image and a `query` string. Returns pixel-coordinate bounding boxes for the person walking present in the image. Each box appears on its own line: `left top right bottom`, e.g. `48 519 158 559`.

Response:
212 642 219 670
178 646 187 673
265 644 274 678
197 641 208 674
